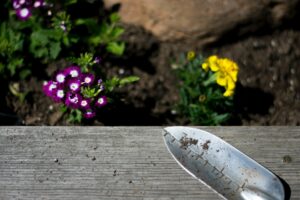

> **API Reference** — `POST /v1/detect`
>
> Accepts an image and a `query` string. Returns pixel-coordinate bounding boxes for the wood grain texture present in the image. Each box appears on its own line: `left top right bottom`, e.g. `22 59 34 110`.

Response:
0 127 299 200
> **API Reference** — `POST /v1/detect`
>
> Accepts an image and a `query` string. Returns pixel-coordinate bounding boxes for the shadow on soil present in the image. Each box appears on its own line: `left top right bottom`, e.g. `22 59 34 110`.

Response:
92 100 163 125
233 83 274 122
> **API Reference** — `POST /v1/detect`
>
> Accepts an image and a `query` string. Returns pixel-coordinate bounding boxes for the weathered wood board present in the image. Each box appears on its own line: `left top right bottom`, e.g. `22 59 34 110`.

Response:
0 127 299 199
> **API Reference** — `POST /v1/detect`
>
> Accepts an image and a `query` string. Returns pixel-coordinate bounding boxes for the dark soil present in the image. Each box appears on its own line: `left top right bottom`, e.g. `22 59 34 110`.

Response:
1 24 300 125
180 137 198 149
202 140 211 151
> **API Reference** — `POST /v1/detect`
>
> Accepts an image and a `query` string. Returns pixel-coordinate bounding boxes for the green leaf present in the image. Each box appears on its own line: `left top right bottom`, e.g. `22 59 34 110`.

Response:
64 0 77 5
88 35 102 46
30 30 48 46
34 48 48 58
119 76 140 86
49 42 61 59
7 58 23 76
81 86 101 98
0 62 4 74
203 73 217 86
109 13 121 23
68 109 83 123
106 42 125 56
60 105 68 113
68 53 95 72
75 18 98 33
62 35 70 46
19 69 31 80
110 27 125 39
105 77 120 92
212 113 230 124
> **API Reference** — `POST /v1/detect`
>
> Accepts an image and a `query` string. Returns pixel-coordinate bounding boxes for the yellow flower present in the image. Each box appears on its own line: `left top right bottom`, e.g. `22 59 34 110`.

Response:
223 89 234 97
202 55 239 97
202 55 218 71
215 58 238 96
187 51 196 61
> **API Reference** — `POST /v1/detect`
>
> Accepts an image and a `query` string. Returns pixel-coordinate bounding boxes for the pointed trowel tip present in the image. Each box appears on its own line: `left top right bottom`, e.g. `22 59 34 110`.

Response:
163 126 181 132
163 126 186 140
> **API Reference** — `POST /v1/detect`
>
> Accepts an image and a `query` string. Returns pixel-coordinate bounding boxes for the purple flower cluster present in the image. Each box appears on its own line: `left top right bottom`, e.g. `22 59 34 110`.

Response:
43 65 107 119
12 0 45 20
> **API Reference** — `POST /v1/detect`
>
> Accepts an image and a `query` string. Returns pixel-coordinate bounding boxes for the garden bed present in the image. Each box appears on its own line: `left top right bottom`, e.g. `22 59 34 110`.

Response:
1 20 300 126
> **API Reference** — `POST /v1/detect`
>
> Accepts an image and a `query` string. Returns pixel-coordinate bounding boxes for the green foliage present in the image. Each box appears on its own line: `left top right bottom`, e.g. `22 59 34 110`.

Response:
75 12 125 55
1 0 127 103
81 86 102 98
68 53 95 72
105 76 140 92
174 53 233 125
106 42 125 56
0 4 72 81
52 12 72 33
30 29 63 59
0 22 24 77
67 109 83 123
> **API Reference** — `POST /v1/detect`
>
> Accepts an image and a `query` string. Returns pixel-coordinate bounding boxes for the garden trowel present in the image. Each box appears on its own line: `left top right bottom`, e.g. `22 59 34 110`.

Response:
162 126 286 200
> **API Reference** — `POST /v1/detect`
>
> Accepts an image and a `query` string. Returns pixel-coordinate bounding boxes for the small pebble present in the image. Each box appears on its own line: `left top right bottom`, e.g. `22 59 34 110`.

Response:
270 40 277 47
282 155 292 163
290 68 295 74
118 69 125 75
171 109 177 115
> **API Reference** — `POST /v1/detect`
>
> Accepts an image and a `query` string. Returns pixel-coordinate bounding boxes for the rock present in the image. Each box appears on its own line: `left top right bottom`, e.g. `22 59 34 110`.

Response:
48 110 64 125
104 0 299 44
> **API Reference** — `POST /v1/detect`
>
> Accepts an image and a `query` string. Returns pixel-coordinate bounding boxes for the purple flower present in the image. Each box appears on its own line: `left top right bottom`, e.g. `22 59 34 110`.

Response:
94 57 101 64
13 0 46 20
97 79 103 85
68 78 81 92
65 92 82 109
19 0 26 5
13 0 27 7
83 109 96 119
43 62 108 120
95 96 107 107
55 71 66 84
79 98 91 110
97 79 105 91
16 7 31 20
52 88 65 102
42 81 58 97
99 84 105 92
12 0 21 9
33 0 43 8
81 73 95 86
64 66 81 78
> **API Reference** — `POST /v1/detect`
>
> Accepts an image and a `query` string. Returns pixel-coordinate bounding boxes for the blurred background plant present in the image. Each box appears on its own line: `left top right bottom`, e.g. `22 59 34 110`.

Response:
0 0 125 101
173 52 239 125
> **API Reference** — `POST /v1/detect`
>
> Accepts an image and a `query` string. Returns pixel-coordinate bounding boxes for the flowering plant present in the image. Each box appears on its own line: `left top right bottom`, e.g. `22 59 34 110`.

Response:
1 0 125 101
43 53 139 123
12 0 45 20
173 52 239 125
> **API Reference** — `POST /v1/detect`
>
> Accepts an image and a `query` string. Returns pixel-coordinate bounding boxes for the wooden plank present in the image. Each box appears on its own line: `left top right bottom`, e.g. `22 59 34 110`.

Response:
0 127 299 200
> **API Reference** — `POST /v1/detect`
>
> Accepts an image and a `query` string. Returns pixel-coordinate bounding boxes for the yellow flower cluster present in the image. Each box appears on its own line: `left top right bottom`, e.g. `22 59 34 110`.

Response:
202 55 239 97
